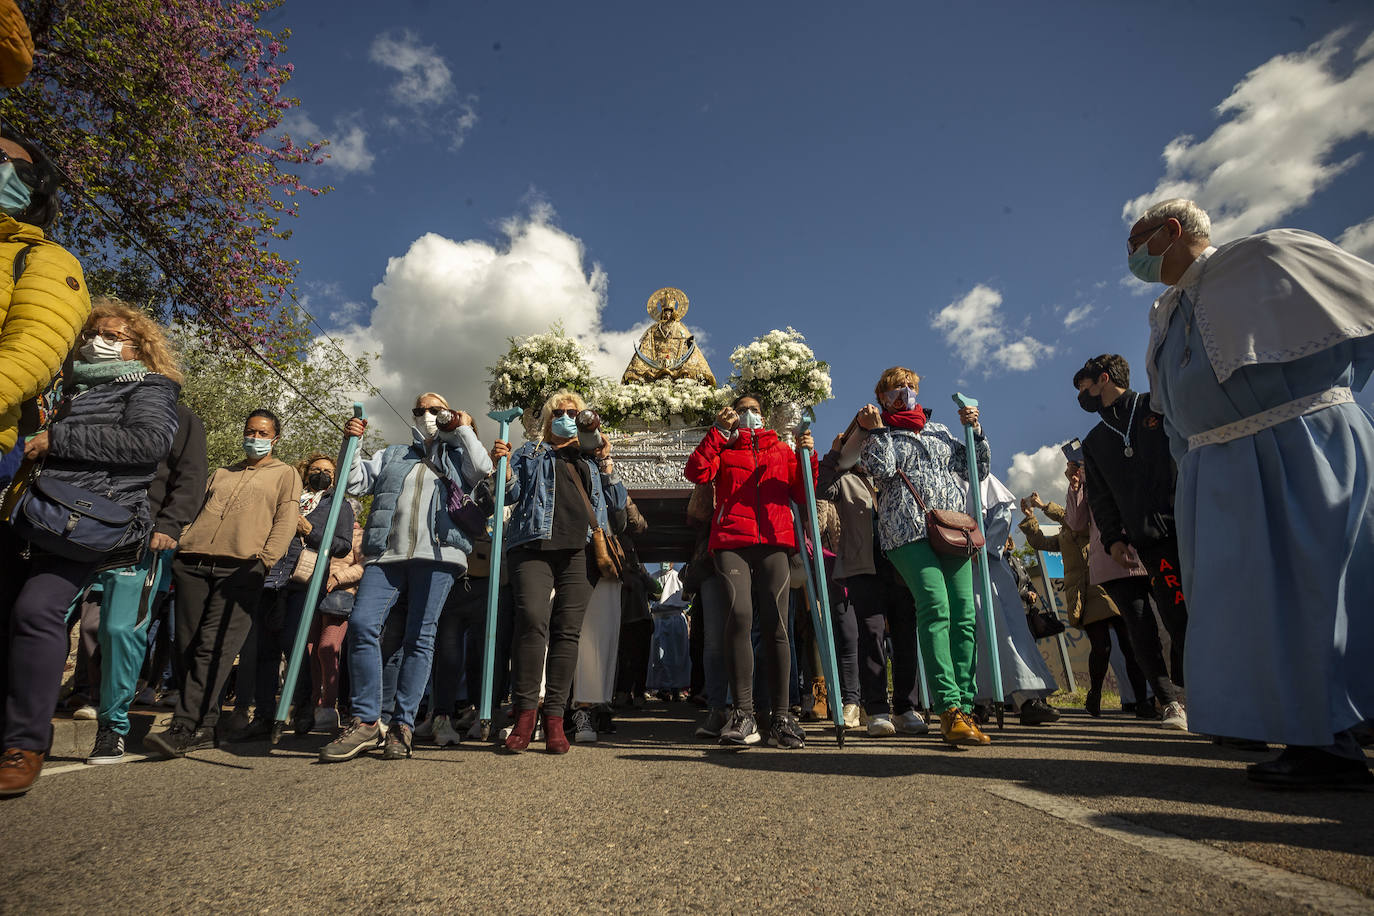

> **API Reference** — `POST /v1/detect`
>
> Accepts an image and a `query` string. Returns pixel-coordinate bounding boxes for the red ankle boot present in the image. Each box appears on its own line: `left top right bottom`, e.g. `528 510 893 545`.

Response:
504 708 538 753
544 715 570 754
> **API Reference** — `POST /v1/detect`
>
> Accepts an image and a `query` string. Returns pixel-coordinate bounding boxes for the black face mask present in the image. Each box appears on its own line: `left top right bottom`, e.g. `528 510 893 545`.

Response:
1077 389 1103 413
307 470 333 491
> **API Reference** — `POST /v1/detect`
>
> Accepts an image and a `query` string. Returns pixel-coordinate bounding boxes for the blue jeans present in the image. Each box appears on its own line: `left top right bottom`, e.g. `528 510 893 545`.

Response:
346 560 457 729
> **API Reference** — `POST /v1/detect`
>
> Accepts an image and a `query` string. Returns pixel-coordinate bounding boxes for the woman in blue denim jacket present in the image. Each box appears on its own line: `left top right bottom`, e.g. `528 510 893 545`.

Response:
489 389 627 754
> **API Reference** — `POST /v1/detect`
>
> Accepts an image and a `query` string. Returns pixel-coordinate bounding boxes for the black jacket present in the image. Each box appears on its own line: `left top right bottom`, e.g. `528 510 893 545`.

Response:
146 404 208 542
1082 390 1178 553
264 491 356 590
44 373 180 538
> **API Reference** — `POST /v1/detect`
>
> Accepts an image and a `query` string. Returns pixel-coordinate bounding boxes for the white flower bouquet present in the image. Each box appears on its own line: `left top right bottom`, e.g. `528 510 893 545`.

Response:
728 327 833 413
487 324 598 412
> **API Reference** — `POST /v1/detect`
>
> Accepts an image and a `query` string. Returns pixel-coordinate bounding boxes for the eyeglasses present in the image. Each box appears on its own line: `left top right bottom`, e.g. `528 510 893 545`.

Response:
0 150 36 185
550 409 579 419
80 329 137 345
1126 222 1167 254
412 406 446 417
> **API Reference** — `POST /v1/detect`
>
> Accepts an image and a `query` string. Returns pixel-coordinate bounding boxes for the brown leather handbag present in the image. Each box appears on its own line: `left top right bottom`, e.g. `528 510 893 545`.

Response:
897 470 984 558
568 461 625 580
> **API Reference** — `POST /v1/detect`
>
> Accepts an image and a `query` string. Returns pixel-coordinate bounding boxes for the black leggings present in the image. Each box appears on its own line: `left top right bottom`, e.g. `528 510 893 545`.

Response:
509 547 592 715
1082 615 1147 701
1101 576 1183 705
715 546 791 717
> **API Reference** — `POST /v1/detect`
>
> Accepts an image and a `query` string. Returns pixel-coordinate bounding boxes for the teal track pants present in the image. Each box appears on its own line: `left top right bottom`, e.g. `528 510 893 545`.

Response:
93 550 172 736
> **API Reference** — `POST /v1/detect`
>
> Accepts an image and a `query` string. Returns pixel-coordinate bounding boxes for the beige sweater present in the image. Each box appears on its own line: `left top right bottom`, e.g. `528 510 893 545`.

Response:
178 458 301 567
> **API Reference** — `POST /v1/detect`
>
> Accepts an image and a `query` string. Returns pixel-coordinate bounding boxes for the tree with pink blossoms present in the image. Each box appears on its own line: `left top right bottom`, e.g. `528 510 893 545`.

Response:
2 0 329 355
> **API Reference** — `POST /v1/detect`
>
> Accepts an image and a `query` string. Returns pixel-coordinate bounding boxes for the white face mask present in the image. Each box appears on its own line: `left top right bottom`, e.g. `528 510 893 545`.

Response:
80 335 126 363
420 414 439 438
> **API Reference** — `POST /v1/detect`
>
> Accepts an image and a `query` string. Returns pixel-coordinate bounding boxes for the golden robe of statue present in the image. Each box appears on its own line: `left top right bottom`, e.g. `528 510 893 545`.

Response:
621 287 717 386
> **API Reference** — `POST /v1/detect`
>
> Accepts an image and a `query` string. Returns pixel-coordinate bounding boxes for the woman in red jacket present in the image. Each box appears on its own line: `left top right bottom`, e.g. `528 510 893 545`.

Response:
685 393 816 748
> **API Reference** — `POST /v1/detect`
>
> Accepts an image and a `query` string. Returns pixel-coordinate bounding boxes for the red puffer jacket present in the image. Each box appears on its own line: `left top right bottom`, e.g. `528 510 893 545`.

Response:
684 426 819 553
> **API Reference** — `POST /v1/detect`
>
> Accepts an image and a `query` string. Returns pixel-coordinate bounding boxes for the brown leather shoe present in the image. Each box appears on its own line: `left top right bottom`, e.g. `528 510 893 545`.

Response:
939 707 991 746
0 748 44 796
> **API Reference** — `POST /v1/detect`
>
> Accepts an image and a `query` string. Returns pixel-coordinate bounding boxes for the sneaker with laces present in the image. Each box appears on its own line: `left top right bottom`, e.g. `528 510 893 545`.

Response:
465 717 486 741
144 722 217 758
1160 701 1188 731
1019 697 1061 726
718 709 761 747
382 722 414 759
456 706 479 731
72 704 97 721
867 713 897 737
842 703 861 729
695 708 729 739
86 727 126 765
433 714 462 747
319 718 383 762
571 707 598 743
413 714 435 739
895 710 930 735
767 712 806 749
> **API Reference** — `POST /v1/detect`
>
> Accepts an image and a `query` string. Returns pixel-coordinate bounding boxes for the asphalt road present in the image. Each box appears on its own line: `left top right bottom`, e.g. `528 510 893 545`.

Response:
3 703 1371 914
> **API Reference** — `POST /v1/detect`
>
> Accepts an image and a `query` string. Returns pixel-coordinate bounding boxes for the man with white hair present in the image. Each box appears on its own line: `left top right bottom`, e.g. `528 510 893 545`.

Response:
1129 198 1374 788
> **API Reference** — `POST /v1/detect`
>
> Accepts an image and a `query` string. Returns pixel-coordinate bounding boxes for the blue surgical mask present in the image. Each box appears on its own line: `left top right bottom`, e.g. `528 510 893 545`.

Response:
739 409 763 430
551 415 578 439
0 162 31 217
243 437 273 459
1127 226 1174 283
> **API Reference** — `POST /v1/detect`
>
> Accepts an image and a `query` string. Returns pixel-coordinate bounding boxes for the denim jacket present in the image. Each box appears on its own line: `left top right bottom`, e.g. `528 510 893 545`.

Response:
501 440 627 551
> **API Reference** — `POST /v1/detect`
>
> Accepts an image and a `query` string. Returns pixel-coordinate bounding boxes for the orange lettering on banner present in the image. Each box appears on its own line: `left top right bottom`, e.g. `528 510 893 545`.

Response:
1159 558 1174 571
1164 575 1180 588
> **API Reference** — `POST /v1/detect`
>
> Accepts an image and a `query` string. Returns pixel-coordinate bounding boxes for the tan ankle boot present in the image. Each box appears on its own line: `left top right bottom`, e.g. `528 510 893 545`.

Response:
0 748 44 796
939 707 991 746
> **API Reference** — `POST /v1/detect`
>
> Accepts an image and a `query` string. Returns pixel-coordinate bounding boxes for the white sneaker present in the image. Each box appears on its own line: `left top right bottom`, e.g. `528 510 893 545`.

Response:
1160 701 1188 731
895 710 930 735
433 714 462 747
72 704 98 721
571 708 598 743
867 713 897 737
413 714 435 739
842 703 861 729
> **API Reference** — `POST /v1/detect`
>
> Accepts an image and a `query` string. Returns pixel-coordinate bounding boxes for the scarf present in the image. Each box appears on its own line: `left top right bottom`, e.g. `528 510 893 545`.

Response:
300 490 324 515
881 405 927 433
68 359 148 394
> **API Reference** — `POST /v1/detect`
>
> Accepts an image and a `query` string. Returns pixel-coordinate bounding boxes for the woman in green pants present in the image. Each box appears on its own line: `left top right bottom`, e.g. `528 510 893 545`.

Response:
857 366 992 746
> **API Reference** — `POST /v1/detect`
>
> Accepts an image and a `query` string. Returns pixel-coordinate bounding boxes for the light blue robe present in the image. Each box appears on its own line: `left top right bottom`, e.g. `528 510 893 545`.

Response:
1152 292 1374 745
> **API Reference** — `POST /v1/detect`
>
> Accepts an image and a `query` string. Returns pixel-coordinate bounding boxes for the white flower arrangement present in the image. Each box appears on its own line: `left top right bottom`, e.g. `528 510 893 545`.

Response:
728 327 833 412
590 377 734 428
487 324 597 412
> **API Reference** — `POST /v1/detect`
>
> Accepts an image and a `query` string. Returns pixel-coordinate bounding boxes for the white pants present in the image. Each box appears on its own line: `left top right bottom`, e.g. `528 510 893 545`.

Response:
573 580 622 704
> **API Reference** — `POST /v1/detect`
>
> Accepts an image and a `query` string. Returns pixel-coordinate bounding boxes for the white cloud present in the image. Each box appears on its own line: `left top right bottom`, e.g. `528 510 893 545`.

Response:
1062 304 1094 329
1005 444 1071 506
933 284 1054 373
278 110 374 173
1122 27 1374 241
451 94 479 150
1337 215 1374 259
369 30 454 107
332 204 658 442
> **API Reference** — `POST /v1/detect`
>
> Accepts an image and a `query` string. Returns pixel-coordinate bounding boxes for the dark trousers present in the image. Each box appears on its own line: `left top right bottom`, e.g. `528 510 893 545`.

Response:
1083 614 1146 700
715 545 791 717
830 581 860 707
433 576 514 715
172 557 267 730
1102 575 1183 706
1136 544 1188 687
1 550 95 751
253 588 311 721
841 569 921 715
509 547 592 714
616 618 652 696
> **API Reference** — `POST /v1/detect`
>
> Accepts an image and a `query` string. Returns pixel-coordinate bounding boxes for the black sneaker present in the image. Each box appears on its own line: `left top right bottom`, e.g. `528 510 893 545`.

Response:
226 715 273 743
86 727 126 765
145 722 217 758
718 709 761 747
1084 689 1102 718
1019 697 1061 726
767 712 806 749
382 722 413 759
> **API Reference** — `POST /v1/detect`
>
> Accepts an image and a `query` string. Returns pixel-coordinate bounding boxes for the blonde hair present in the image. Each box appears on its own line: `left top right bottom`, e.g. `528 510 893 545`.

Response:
415 391 450 409
874 366 920 402
88 298 183 383
540 388 586 441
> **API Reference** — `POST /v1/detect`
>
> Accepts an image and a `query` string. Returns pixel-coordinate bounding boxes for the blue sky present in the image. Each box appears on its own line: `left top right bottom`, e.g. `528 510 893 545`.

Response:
270 1 1374 500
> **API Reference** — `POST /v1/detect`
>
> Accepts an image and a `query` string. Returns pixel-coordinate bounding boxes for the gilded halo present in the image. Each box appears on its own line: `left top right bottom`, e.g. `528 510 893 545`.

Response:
646 287 689 322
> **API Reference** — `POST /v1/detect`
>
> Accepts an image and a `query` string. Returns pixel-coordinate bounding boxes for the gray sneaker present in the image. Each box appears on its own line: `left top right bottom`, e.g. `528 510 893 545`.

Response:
895 710 930 735
319 718 383 763
1160 701 1188 731
695 708 729 739
382 722 413 759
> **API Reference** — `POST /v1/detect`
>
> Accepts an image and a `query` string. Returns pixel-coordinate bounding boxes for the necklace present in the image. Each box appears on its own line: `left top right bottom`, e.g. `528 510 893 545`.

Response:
1099 393 1139 458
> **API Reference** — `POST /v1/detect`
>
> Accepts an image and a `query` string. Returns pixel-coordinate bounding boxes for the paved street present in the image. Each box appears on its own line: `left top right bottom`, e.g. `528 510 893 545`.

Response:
3 703 1371 914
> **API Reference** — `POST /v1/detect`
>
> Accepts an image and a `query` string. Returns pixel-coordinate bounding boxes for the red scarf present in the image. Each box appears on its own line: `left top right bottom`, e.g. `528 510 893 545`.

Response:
882 405 927 433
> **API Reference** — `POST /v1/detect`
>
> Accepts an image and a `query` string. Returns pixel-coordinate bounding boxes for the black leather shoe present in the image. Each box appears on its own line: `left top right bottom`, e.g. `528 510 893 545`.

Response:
226 716 273 743
1212 735 1268 752
1019 698 1061 726
145 723 218 758
1247 746 1373 789
1084 689 1102 718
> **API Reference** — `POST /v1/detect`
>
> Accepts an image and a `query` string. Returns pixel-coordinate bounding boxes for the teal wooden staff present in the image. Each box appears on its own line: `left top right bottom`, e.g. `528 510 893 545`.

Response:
272 402 365 745
480 407 523 740
952 392 1004 729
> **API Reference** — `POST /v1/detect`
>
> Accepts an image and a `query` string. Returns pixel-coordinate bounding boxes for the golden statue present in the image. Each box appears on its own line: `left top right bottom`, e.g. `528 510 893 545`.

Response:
621 287 717 386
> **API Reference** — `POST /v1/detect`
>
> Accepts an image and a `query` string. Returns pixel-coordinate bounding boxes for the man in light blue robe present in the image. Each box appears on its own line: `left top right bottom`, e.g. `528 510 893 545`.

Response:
1129 197 1374 789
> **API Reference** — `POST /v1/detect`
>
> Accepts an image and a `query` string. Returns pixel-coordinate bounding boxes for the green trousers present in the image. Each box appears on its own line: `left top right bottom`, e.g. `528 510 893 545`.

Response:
887 539 976 714
93 550 171 736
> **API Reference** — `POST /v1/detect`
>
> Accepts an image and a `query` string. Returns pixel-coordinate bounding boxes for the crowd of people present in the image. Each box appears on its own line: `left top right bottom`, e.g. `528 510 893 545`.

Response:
0 121 1370 796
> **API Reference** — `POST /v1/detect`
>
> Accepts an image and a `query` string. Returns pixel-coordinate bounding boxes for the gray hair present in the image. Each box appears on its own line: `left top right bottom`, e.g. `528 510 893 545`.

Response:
1137 198 1211 240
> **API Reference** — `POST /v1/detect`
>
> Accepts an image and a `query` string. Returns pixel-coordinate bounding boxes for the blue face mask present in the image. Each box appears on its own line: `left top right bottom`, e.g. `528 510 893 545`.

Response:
0 162 32 217
243 437 273 459
551 415 579 439
1127 226 1174 283
739 409 764 430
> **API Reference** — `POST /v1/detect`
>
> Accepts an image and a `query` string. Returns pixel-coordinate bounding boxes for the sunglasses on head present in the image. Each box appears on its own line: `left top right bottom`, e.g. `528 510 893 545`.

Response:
412 406 445 417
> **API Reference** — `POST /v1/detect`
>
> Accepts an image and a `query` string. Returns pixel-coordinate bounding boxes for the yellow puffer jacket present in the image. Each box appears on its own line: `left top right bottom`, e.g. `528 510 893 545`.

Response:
0 215 90 451
0 0 33 88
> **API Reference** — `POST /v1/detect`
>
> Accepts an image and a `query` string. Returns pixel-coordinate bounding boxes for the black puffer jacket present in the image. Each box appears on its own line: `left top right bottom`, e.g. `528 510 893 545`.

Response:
264 491 356 590
43 371 180 540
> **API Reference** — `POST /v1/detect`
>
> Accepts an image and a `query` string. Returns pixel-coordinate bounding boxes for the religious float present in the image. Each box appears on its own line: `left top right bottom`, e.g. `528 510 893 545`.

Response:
485 287 832 561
